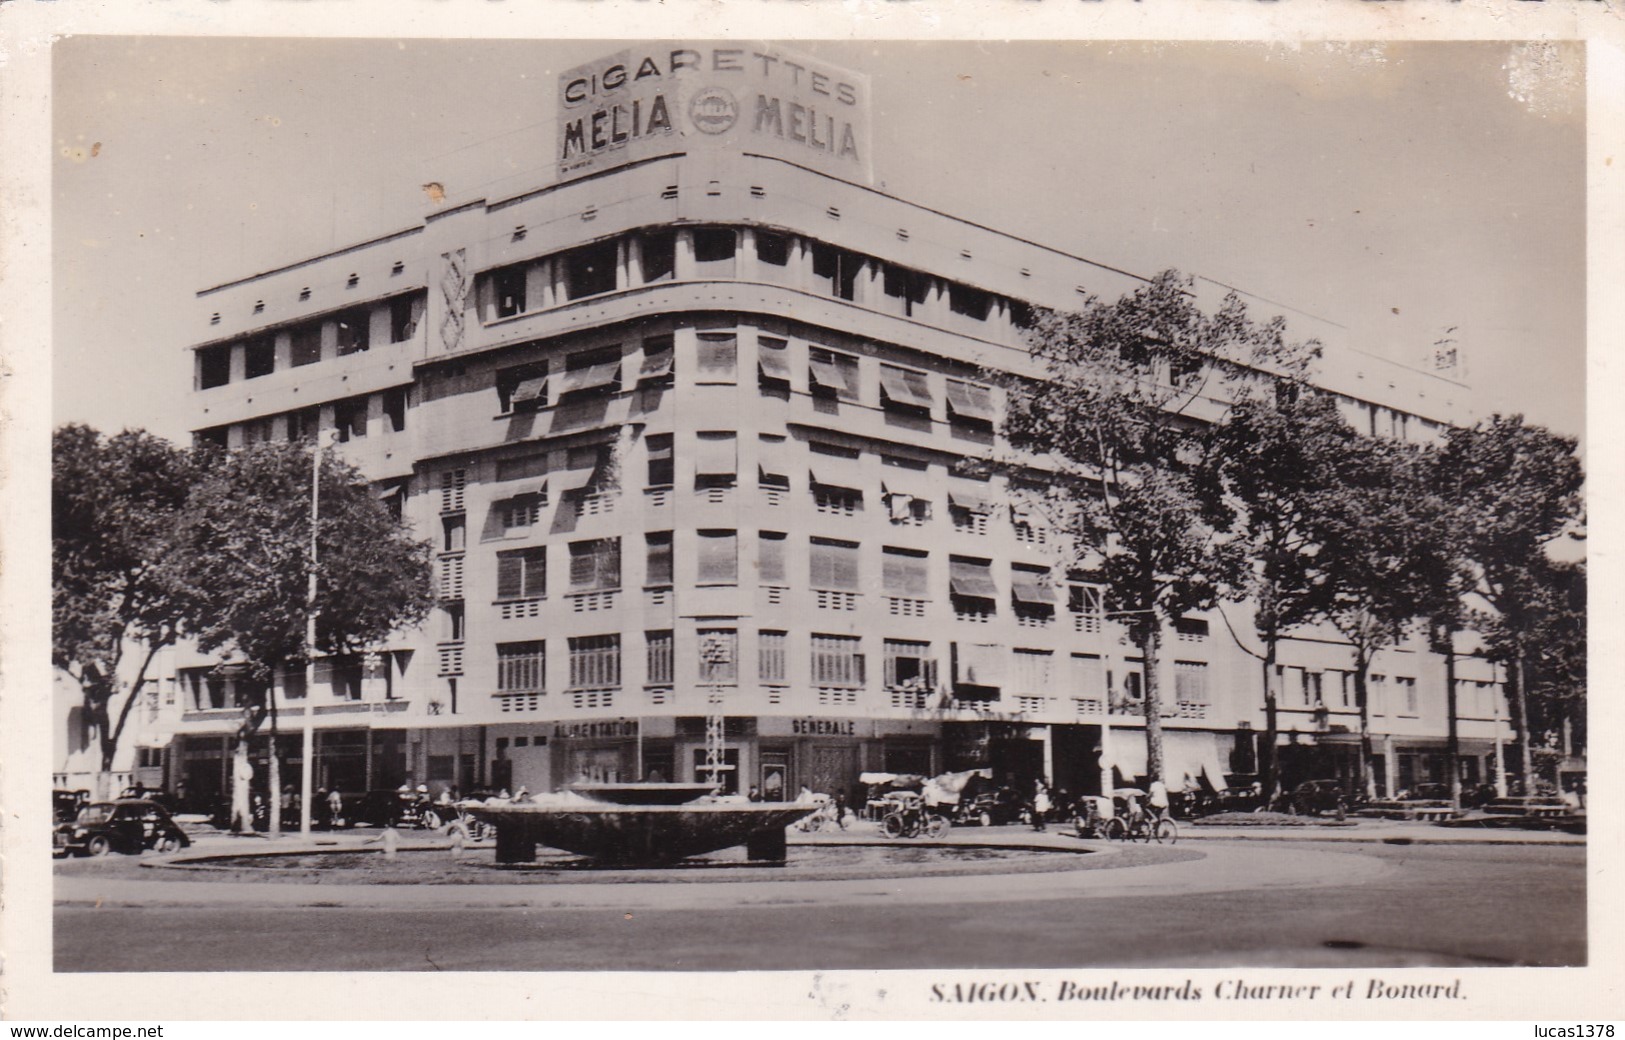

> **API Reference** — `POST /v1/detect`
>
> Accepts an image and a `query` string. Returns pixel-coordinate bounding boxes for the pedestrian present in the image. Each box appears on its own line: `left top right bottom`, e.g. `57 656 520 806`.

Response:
1032 779 1052 832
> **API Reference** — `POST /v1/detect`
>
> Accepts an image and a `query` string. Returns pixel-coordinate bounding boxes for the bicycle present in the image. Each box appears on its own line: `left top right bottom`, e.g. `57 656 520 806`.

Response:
1133 809 1178 844
881 802 951 839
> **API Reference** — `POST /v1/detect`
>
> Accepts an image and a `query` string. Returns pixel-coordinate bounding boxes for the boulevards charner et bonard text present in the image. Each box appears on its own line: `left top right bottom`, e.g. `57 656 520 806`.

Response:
928 979 1469 1003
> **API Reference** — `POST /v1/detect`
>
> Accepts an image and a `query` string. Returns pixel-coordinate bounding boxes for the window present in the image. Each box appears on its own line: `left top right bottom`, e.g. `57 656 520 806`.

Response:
284 407 318 443
694 432 738 485
949 557 998 601
692 227 737 276
1069 583 1104 633
645 631 674 685
1175 617 1210 642
198 345 231 389
697 629 738 682
568 635 620 688
390 295 418 342
496 547 546 600
493 266 527 318
1070 654 1106 699
1013 649 1054 694
444 602 465 642
1370 674 1387 713
811 634 864 687
645 532 673 587
758 532 787 585
335 309 370 355
290 325 322 368
570 538 621 591
334 397 367 441
563 240 618 300
884 639 935 689
244 337 275 379
697 530 739 585
561 348 621 398
1397 676 1418 714
949 485 992 534
810 242 861 300
945 378 995 428
759 630 788 684
639 335 674 384
879 364 934 414
757 335 791 391
639 231 676 283
882 548 929 598
755 231 790 268
809 538 860 591
1120 660 1145 703
947 283 992 321
881 264 931 316
696 332 737 381
442 515 466 552
757 434 790 489
645 434 674 487
1175 661 1209 704
500 494 544 532
497 642 545 693
808 347 861 402
1011 566 1056 615
241 417 274 446
497 362 549 413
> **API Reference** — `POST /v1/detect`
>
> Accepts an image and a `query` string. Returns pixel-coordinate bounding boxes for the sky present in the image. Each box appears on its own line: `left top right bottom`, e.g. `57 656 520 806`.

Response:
51 38 1586 445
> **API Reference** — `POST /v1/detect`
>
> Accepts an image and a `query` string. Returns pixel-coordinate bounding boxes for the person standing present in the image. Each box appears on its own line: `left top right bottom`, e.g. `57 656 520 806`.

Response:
1032 779 1052 832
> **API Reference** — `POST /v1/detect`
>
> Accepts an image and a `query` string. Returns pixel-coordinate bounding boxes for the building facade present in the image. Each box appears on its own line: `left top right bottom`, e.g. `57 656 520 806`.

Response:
167 45 1512 810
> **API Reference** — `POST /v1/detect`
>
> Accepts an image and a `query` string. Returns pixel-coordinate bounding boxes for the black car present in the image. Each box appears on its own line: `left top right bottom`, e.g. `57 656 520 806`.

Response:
955 787 1028 827
53 789 91 824
54 799 191 857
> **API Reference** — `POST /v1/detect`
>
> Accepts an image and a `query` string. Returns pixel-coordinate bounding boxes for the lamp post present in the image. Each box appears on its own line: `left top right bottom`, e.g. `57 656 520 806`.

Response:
299 429 338 837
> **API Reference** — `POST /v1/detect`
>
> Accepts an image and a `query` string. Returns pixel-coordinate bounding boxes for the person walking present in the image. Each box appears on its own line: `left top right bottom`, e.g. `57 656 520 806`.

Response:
1032 779 1052 832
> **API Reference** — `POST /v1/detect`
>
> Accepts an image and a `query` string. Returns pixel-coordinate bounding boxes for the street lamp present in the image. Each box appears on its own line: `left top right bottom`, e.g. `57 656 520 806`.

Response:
299 429 338 837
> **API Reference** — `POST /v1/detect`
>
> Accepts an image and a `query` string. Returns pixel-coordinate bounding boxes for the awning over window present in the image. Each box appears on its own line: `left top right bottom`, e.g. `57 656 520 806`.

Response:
809 466 861 493
1010 570 1056 604
561 359 621 395
953 642 1005 687
808 357 858 398
880 467 933 500
510 376 549 406
376 484 404 501
879 365 934 409
948 486 992 513
757 343 791 379
694 435 737 477
949 559 999 599
639 345 674 380
945 379 994 420
1102 734 1148 784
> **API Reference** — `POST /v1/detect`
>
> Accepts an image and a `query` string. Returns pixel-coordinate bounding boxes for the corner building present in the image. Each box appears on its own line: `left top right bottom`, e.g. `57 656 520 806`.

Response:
174 45 1514 808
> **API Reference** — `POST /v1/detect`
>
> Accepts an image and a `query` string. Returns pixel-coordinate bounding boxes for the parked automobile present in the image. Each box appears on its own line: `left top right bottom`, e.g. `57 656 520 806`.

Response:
954 787 1027 827
1280 779 1349 819
356 789 450 830
53 789 91 824
54 799 191 857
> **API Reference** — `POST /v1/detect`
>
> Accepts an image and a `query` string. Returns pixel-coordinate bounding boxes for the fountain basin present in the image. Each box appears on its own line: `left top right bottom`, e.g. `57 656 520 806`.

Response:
566 782 718 805
466 801 819 865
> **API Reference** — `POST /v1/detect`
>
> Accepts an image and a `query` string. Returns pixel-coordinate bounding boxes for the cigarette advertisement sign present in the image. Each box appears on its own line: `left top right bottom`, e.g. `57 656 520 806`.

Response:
557 44 872 184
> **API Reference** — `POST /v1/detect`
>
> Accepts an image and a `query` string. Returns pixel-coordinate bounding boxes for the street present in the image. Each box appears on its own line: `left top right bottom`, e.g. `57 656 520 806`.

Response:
54 838 1584 971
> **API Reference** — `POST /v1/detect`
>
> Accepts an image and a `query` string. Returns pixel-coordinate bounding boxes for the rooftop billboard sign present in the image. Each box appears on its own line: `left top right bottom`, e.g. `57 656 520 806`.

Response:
557 44 873 184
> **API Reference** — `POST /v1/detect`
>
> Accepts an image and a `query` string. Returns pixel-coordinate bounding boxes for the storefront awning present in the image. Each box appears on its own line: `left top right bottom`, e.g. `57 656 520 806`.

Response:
949 559 999 599
1010 571 1056 604
1102 733 1148 783
879 365 934 409
1162 729 1231 792
945 380 994 420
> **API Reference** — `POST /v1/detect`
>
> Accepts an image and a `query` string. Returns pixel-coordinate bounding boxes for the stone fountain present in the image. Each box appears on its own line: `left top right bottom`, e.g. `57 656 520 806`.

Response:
464 783 819 866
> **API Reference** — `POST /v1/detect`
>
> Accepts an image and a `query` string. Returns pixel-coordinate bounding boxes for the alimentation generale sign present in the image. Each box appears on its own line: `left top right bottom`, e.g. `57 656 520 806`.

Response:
557 44 873 184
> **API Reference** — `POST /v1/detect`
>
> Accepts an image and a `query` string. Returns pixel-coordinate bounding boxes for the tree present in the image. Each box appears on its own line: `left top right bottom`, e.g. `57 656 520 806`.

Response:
176 441 435 833
1004 270 1312 786
52 425 199 799
1314 437 1455 798
1435 415 1583 794
1523 558 1585 788
1208 390 1356 802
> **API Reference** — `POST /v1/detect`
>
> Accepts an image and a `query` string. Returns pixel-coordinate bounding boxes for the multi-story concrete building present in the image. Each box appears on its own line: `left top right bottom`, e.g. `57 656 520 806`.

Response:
168 44 1513 810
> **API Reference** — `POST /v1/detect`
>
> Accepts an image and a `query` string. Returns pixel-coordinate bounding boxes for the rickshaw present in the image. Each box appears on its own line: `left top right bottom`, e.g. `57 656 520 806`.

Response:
879 791 951 839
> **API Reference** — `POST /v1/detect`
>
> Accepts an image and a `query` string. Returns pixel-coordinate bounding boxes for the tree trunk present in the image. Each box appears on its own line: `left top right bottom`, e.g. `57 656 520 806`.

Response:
1443 628 1460 810
267 705 282 838
1354 657 1374 800
1140 623 1165 786
1511 652 1534 795
1260 644 1279 804
230 738 252 833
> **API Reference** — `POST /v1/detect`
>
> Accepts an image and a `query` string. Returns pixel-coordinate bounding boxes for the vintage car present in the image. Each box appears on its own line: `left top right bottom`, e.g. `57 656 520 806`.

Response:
1281 779 1350 819
54 799 191 857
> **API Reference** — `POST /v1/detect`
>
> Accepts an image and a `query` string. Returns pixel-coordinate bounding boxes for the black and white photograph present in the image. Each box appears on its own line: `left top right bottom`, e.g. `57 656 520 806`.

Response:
3 7 1617 1023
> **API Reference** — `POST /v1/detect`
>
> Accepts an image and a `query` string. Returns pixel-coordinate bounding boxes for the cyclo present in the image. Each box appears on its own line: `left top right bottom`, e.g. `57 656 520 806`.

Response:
1074 788 1177 844
880 791 952 839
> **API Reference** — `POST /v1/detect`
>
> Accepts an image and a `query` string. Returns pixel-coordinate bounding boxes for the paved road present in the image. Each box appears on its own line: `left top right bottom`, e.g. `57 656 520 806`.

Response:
54 840 1583 971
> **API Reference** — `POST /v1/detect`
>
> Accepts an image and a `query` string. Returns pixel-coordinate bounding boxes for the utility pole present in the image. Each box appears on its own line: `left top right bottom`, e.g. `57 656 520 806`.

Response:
300 429 338 836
